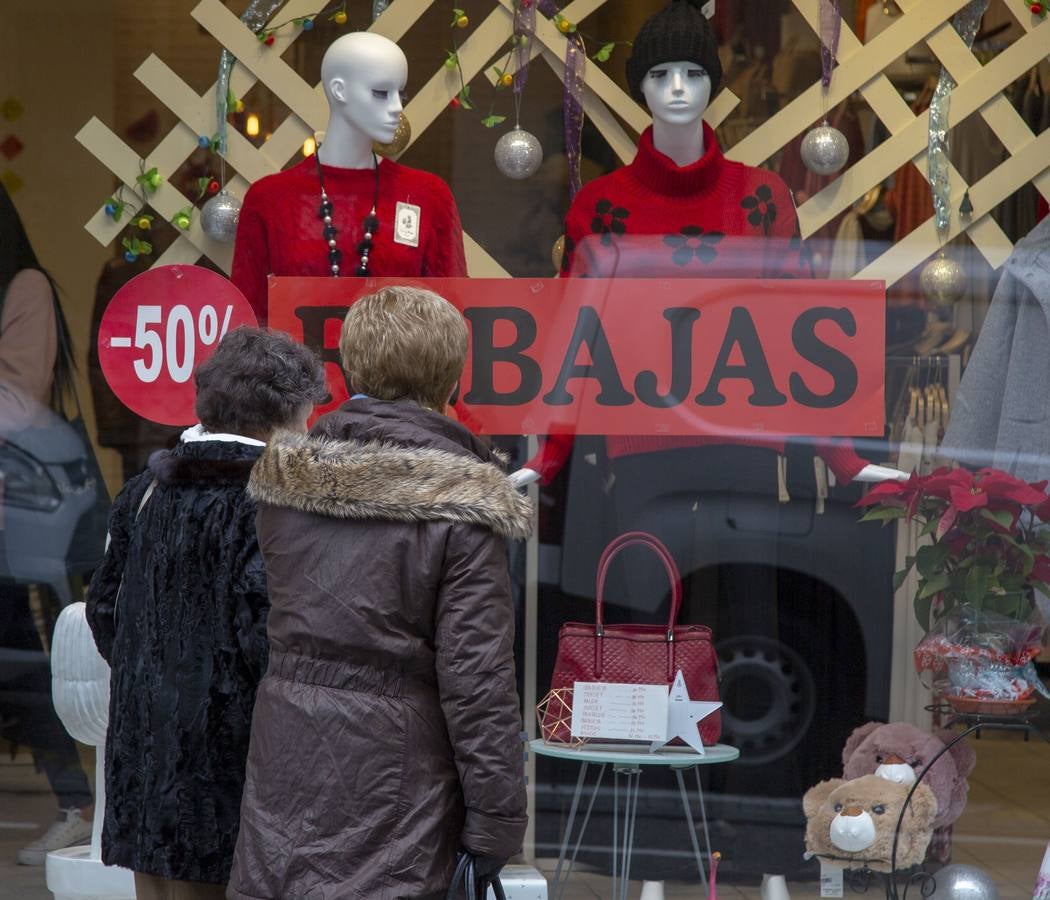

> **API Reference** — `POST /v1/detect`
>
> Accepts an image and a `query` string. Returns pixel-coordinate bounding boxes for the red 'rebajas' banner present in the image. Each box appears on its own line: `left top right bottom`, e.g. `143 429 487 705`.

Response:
267 277 885 437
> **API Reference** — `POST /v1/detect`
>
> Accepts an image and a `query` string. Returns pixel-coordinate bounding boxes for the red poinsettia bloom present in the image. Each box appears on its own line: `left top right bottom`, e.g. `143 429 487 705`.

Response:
974 469 1049 506
854 472 922 509
923 469 1047 536
949 482 988 513
921 467 965 500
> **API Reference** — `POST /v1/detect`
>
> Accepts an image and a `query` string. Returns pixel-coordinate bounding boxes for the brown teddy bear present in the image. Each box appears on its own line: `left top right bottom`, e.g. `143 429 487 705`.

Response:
804 774 939 873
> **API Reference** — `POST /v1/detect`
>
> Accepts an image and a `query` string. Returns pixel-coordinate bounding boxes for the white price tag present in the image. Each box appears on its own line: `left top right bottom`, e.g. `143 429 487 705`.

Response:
394 201 421 247
570 682 668 742
820 861 844 898
701 0 715 18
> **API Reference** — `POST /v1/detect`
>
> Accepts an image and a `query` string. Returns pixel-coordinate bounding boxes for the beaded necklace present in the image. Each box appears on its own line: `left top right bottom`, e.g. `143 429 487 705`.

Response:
315 148 380 277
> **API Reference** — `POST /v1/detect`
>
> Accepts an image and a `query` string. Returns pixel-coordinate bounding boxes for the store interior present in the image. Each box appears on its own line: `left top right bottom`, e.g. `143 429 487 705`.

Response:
1 0 1049 897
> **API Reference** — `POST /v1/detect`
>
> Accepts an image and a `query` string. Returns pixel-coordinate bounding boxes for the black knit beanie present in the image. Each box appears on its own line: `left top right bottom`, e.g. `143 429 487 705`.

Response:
625 0 723 105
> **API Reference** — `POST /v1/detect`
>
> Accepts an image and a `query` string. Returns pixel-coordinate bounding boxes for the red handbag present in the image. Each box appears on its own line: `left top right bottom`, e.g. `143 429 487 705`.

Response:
542 531 721 745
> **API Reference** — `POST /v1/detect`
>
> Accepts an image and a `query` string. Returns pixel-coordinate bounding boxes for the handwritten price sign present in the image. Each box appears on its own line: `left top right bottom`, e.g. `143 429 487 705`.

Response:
570 682 669 742
98 266 257 425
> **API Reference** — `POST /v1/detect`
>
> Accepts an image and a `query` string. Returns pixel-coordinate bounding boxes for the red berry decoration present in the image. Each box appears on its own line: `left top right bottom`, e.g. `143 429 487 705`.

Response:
1032 1 1045 12
264 33 275 46
207 179 220 195
450 97 461 109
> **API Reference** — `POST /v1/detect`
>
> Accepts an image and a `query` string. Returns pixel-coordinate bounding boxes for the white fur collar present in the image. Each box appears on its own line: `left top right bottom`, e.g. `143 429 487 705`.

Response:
180 424 265 447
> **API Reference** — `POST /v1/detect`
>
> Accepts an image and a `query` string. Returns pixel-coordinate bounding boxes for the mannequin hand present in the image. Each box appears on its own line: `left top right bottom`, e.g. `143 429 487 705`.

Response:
855 464 910 483
509 467 541 489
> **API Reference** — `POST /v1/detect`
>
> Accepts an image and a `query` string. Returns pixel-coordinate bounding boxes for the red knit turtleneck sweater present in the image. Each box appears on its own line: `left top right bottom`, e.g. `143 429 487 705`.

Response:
560 123 811 279
231 156 467 322
528 123 869 484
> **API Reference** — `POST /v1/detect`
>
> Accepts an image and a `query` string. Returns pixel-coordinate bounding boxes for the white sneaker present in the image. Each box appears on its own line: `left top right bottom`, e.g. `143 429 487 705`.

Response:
16 807 93 866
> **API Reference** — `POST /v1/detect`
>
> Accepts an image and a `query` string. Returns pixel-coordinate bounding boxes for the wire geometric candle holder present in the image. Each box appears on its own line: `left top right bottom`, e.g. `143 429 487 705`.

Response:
537 687 588 748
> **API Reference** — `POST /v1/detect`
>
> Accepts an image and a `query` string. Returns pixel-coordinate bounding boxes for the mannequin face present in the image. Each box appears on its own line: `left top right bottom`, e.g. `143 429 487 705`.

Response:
321 32 408 145
641 60 712 127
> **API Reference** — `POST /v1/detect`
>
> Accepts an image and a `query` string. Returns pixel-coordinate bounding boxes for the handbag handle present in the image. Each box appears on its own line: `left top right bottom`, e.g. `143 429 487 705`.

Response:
446 854 472 900
445 852 507 900
594 531 683 681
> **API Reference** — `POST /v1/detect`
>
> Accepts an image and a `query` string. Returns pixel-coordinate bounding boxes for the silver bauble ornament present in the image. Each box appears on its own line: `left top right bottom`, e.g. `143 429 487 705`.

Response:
921 252 966 306
494 126 543 180
929 866 998 900
801 122 849 176
200 190 241 243
373 112 411 159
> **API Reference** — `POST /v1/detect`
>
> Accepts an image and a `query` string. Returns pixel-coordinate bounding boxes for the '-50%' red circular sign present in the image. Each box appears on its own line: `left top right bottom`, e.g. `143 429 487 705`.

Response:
98 265 258 426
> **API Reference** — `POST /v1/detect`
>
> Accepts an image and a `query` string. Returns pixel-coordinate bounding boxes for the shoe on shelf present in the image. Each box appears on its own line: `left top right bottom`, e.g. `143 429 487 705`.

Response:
16 807 93 866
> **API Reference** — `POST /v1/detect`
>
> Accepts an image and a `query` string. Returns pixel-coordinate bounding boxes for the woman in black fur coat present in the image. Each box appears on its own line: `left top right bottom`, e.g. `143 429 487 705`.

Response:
86 327 326 900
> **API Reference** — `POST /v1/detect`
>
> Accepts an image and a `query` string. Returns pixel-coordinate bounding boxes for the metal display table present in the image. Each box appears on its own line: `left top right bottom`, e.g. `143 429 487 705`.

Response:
531 740 739 900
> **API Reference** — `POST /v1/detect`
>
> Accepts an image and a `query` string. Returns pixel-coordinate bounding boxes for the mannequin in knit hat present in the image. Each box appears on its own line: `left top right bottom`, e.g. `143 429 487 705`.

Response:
513 0 904 487
626 0 723 167
559 0 804 279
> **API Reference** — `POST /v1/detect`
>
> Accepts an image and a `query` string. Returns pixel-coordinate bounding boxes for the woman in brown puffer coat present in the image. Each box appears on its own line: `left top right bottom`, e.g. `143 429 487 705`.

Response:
227 286 531 900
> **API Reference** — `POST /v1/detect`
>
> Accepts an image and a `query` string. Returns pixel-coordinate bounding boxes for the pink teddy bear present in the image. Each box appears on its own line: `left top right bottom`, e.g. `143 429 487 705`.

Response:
842 721 976 831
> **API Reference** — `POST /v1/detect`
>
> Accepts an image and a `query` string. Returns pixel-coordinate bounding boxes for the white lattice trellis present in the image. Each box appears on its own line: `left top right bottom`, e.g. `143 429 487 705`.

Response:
76 0 1050 285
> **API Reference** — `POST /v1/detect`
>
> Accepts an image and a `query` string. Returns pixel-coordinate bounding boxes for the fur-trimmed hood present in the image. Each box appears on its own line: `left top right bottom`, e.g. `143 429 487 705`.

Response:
248 402 532 540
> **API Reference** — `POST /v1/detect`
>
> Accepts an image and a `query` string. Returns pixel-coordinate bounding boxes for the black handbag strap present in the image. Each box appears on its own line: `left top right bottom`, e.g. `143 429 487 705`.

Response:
490 875 507 900
446 853 472 900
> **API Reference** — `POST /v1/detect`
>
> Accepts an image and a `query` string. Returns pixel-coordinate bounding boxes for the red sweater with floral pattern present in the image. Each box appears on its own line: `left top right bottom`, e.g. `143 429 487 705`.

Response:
528 123 869 484
232 156 467 323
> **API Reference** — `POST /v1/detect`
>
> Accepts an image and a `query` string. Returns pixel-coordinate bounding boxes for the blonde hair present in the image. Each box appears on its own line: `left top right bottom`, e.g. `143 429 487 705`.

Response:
339 285 468 412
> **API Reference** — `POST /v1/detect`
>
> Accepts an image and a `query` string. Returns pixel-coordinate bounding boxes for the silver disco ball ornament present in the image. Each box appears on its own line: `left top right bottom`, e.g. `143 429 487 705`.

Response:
200 190 242 243
929 866 998 900
801 122 849 176
921 252 966 306
494 126 543 180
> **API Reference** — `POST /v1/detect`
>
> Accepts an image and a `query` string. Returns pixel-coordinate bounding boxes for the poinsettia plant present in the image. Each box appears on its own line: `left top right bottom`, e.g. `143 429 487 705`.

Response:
857 467 1050 630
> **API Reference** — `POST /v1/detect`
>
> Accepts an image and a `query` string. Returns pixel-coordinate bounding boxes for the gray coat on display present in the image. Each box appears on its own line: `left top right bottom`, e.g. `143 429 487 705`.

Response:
942 217 1050 480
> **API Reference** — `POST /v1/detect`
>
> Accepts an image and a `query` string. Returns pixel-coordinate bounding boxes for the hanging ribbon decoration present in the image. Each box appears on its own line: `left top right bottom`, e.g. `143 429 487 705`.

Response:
921 0 989 306
204 1 284 242
534 0 584 198
928 0 989 241
513 0 536 96
493 1 545 180
215 0 285 157
802 0 849 175
563 34 586 199
819 0 842 89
